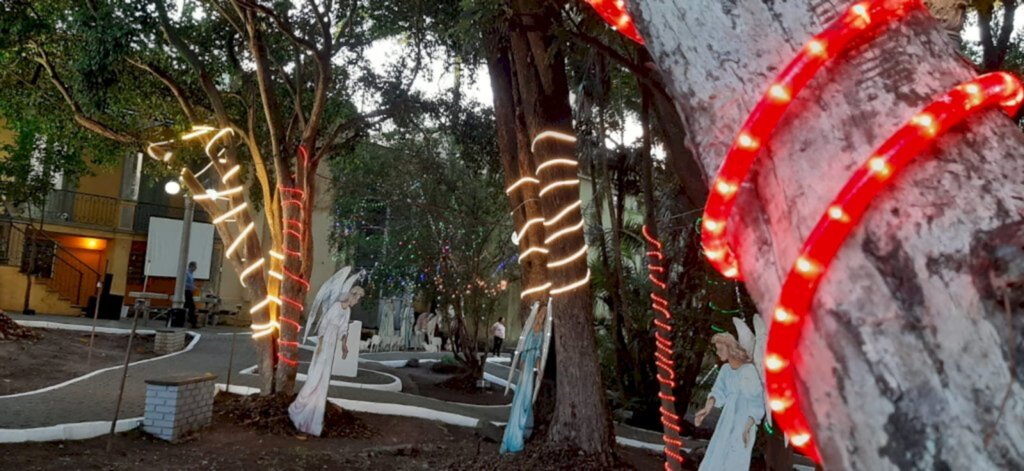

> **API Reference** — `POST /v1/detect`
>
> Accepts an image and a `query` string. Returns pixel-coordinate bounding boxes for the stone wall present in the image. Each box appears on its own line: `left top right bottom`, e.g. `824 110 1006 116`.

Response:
154 329 187 354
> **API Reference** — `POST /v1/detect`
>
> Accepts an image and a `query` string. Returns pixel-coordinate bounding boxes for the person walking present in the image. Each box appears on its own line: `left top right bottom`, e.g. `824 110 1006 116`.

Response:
490 317 506 357
184 261 198 328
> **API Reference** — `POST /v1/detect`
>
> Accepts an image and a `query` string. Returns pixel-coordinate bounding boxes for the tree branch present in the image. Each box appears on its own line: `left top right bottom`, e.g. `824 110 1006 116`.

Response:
31 42 137 144
127 59 200 124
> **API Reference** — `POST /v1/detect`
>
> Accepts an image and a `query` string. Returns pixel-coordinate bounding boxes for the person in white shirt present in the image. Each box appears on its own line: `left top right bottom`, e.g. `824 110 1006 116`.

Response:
490 317 506 357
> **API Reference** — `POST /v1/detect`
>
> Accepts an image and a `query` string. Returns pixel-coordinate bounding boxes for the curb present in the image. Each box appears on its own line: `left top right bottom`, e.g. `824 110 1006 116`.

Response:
0 418 142 444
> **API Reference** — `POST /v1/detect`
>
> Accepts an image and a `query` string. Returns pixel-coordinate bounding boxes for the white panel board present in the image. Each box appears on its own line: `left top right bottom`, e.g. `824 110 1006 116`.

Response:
144 216 215 279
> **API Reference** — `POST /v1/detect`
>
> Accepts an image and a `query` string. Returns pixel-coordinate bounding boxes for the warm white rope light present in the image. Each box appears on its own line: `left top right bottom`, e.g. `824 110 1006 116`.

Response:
213 202 249 224
226 222 256 257
512 217 546 245
518 246 550 263
268 270 284 281
536 158 578 173
544 200 582 227
544 219 585 244
520 282 553 299
530 130 577 153
539 179 579 197
505 176 540 194
239 257 265 287
181 126 217 140
204 127 235 157
269 250 286 261
547 245 588 268
550 269 591 295
194 161 215 178
222 164 241 182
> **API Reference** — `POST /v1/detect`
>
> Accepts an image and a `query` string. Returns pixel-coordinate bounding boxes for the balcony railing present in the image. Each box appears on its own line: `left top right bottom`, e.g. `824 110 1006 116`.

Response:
2 189 210 234
0 219 101 307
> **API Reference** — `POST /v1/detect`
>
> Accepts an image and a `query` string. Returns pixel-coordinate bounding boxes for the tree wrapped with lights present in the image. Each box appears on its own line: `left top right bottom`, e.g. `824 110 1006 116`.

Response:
591 0 1024 467
0 0 432 394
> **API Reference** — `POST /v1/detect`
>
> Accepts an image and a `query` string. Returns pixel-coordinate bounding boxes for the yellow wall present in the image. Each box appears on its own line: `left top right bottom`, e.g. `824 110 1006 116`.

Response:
0 266 79 315
75 157 122 198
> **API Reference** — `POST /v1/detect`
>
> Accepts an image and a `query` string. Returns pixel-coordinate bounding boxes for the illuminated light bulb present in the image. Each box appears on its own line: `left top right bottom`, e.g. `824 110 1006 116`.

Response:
911 113 937 136
722 266 740 278
774 307 795 324
704 247 725 261
827 205 847 221
539 179 580 196
530 130 578 153
550 269 591 295
213 202 249 224
544 200 582 226
795 256 818 275
505 176 540 194
536 158 578 173
544 219 585 244
238 257 265 287
790 434 812 447
547 244 588 268
850 3 871 26
765 354 787 372
715 180 738 196
806 39 827 57
703 219 724 234
868 157 892 178
737 132 759 150
269 250 286 260
222 164 241 182
520 282 552 299
226 222 256 257
769 399 788 412
768 84 791 103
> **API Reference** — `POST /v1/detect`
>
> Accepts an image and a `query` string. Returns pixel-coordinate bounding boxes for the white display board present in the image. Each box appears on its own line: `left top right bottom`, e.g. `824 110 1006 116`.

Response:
144 216 215 279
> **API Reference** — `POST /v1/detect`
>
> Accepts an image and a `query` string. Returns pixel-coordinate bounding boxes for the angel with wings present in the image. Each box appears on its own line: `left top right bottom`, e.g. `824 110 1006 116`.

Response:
288 266 364 436
694 316 769 471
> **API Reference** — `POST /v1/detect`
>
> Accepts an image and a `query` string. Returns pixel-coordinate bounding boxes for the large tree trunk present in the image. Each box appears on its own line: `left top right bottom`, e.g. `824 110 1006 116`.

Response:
632 1 1024 468
503 0 615 458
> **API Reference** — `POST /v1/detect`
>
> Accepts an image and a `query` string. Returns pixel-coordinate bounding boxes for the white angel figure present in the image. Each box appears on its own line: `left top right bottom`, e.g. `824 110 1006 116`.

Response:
288 266 364 436
694 316 768 471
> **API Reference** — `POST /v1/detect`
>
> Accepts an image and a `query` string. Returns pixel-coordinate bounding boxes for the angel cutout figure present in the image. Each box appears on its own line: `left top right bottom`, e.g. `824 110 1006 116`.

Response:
694 316 769 471
288 266 364 436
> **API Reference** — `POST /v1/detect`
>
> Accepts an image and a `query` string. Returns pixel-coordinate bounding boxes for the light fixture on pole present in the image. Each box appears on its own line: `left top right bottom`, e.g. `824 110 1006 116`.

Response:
167 180 194 311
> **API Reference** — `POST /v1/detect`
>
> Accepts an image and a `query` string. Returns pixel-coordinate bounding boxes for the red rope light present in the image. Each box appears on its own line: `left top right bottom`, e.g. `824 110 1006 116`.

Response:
583 0 644 44
695 1 1022 463
642 224 683 469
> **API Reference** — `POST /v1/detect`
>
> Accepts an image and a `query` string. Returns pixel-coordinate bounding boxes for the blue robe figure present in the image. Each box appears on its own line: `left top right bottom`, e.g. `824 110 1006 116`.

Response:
500 326 543 453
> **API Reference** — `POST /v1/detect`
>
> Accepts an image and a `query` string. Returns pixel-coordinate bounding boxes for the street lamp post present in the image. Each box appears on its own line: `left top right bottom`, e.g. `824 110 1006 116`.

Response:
166 180 193 310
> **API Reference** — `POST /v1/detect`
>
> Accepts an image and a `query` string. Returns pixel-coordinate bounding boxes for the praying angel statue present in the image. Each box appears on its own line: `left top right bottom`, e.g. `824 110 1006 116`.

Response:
289 266 364 436
694 316 769 471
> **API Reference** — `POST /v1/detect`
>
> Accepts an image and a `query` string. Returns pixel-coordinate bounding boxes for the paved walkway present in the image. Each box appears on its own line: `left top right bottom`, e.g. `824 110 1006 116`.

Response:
0 314 664 449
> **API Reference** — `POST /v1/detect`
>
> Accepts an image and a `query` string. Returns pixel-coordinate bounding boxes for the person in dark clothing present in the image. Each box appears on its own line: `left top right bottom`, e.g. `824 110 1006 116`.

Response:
491 317 506 357
184 261 198 328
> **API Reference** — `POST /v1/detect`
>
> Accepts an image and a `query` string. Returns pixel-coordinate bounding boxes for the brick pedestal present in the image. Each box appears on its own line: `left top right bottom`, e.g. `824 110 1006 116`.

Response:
142 373 217 442
154 329 187 354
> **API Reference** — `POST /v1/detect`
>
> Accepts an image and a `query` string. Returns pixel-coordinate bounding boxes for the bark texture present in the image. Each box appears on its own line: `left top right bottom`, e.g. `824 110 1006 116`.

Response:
632 1 1024 469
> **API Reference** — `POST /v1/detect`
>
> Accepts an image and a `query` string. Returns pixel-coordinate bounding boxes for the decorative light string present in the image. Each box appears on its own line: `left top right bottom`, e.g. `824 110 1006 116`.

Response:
643 224 683 469
588 0 1024 465
273 146 312 367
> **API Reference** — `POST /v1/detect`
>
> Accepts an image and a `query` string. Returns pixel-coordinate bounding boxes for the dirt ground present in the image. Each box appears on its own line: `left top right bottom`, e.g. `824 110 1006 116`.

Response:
0 392 662 470
370 362 513 406
0 327 158 396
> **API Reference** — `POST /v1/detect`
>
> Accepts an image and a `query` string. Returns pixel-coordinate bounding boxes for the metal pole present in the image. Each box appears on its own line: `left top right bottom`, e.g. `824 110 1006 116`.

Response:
225 332 237 393
86 260 110 366
172 197 194 309
107 300 141 451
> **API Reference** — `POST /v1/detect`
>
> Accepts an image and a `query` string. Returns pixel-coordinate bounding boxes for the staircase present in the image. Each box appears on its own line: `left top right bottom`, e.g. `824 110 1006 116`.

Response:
0 220 100 315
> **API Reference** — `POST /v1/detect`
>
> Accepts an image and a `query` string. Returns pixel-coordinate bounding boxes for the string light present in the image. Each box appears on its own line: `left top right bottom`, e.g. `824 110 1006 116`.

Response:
505 176 540 194
239 257 265 288
544 219 585 244
529 130 578 152
546 244 588 268
213 202 249 224
222 164 241 182
549 269 590 295
269 250 286 260
536 158 578 173
520 282 552 299
226 222 255 257
538 179 579 197
180 125 217 140
204 127 235 157
583 0 644 44
518 246 549 262
544 201 583 227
